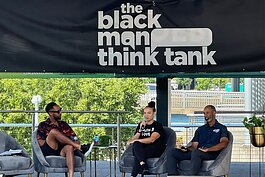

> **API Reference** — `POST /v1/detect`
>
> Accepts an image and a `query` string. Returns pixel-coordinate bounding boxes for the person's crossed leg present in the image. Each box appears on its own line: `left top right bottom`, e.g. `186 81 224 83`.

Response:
45 129 81 177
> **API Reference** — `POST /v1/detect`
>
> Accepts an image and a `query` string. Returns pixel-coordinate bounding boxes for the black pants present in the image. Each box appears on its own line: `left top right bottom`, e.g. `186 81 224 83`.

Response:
131 141 164 177
167 148 220 175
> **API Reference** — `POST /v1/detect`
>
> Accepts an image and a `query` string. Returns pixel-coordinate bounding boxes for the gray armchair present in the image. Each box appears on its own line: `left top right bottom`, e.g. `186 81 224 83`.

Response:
32 129 92 177
177 131 233 177
0 131 34 177
119 126 176 177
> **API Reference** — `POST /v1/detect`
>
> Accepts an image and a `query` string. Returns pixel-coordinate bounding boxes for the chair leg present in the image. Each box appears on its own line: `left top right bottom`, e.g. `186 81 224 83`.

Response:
121 172 126 177
224 175 228 177
80 172 85 177
36 172 40 177
44 173 48 177
65 172 68 177
28 174 33 177
156 174 160 177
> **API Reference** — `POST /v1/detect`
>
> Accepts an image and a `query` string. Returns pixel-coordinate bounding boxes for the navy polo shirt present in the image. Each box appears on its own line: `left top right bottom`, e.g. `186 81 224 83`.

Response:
191 120 228 148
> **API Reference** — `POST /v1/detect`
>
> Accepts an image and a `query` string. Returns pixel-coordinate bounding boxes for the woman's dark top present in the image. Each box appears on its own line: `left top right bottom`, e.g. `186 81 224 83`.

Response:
135 120 165 150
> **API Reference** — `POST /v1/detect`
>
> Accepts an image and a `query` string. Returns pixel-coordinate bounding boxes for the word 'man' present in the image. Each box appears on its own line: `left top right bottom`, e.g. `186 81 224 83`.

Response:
98 31 150 49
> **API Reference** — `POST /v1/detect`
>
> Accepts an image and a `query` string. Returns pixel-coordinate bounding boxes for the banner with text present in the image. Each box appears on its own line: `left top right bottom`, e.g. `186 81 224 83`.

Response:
0 0 264 74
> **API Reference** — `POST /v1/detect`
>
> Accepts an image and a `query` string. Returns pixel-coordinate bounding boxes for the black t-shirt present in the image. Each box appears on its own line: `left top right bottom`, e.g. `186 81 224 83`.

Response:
135 121 165 149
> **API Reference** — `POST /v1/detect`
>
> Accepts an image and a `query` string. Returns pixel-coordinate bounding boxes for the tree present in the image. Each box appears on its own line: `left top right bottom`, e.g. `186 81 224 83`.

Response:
195 78 230 90
174 78 192 90
0 78 147 151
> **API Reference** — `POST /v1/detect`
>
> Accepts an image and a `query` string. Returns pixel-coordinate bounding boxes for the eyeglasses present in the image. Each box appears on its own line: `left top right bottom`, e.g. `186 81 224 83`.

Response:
49 108 62 114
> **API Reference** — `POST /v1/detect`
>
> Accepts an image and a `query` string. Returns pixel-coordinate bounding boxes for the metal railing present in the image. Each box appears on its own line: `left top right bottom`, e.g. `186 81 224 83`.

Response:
0 122 264 163
0 110 129 160
139 90 245 113
0 110 264 165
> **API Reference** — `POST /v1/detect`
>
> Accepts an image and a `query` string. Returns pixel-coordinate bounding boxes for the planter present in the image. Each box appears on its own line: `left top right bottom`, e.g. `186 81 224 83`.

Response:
249 127 265 147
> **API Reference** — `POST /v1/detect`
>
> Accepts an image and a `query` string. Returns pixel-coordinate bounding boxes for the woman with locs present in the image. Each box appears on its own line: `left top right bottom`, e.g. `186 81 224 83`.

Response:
127 101 165 177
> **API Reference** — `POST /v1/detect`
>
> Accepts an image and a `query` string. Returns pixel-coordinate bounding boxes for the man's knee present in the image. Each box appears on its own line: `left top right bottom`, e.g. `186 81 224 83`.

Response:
191 149 204 159
49 129 61 136
168 148 179 159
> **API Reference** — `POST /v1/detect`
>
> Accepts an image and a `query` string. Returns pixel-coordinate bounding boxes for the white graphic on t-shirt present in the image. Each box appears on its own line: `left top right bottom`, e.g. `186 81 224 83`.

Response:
141 128 153 137
213 129 220 133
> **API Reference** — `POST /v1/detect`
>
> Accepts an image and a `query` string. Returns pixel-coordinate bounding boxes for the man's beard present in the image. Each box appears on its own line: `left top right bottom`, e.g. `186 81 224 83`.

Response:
54 116 61 120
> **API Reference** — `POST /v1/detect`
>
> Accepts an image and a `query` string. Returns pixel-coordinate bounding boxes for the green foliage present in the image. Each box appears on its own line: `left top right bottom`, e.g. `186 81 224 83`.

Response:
99 135 111 146
195 78 230 90
0 78 147 152
143 78 156 83
174 78 192 89
242 115 265 135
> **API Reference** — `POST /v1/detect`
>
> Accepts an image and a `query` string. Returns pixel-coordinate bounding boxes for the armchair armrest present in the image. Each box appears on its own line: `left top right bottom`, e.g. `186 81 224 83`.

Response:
5 137 30 158
84 141 94 157
32 130 50 167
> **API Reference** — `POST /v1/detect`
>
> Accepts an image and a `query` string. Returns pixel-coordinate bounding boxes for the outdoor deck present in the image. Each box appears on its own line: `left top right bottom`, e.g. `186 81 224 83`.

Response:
15 160 264 177
1 111 264 177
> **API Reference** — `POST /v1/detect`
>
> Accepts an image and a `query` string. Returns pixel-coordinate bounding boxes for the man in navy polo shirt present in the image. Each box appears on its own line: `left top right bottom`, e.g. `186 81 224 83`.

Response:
167 105 229 175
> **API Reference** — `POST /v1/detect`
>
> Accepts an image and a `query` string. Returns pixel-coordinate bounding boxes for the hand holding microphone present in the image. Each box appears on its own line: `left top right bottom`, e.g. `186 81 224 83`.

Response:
138 119 146 133
140 119 146 129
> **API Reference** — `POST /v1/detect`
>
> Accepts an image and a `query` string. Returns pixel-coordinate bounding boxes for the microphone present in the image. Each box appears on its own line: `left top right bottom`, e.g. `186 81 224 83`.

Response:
141 123 145 130
140 118 146 130
205 117 210 121
138 120 145 134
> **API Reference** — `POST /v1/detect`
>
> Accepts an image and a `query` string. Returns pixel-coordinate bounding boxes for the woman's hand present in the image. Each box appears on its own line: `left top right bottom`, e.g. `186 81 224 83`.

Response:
139 120 146 130
127 139 133 145
127 133 141 145
127 139 137 145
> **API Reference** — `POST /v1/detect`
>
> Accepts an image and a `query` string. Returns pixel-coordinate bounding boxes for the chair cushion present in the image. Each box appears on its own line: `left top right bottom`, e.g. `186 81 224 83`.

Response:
122 155 135 168
179 160 215 172
0 155 31 171
146 157 160 168
45 155 83 168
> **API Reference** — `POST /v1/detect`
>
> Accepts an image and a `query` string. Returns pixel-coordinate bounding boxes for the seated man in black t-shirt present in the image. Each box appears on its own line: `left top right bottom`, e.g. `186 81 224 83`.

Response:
167 105 229 175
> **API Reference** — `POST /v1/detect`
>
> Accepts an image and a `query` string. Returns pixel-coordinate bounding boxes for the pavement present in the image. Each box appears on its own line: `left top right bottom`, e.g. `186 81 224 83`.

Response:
10 161 265 177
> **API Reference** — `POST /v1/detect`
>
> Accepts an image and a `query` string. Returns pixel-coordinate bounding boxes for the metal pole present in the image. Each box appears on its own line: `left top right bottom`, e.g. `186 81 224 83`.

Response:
117 114 121 161
34 103 39 129
112 128 114 144
31 95 42 130
232 78 240 92
32 113 35 132
168 78 172 127
156 78 170 126
245 78 252 112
